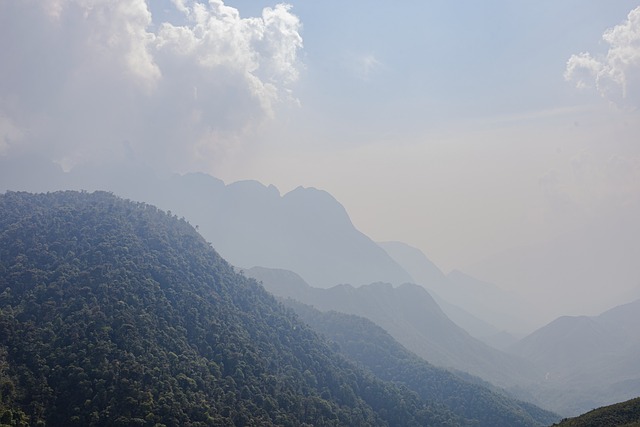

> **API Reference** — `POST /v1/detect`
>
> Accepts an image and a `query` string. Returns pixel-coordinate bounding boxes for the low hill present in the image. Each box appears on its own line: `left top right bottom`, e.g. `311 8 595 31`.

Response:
246 266 542 389
0 191 466 426
284 300 560 427
552 396 640 427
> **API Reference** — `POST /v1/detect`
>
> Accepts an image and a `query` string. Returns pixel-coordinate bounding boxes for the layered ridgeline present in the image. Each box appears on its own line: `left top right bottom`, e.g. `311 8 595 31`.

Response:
160 176 413 289
371 241 640 417
0 163 534 344
378 241 534 340
246 267 543 389
0 163 412 289
283 299 559 427
508 299 640 416
0 191 465 426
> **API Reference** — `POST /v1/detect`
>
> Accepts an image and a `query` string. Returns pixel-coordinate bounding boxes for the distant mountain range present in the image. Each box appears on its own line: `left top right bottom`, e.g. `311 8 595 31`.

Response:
3 160 638 418
160 173 415 289
0 190 557 426
247 263 640 417
246 266 542 390
509 299 640 416
0 160 412 289
379 240 534 338
0 159 538 338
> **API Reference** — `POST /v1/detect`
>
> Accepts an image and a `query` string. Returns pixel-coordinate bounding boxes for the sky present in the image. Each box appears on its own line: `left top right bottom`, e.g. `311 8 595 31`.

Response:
1 0 640 318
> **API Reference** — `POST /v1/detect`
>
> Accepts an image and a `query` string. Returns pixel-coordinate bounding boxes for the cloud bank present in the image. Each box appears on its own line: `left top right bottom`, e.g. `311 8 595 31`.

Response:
0 0 303 171
565 6 640 108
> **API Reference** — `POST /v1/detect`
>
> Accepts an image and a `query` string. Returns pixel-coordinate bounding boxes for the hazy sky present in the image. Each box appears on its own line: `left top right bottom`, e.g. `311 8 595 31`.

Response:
2 1 640 316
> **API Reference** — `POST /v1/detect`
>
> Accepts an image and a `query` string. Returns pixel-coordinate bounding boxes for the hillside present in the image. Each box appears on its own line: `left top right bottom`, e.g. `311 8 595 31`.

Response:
0 164 413 289
378 241 535 336
552 396 640 427
284 300 559 427
509 299 640 415
0 191 465 426
246 266 542 389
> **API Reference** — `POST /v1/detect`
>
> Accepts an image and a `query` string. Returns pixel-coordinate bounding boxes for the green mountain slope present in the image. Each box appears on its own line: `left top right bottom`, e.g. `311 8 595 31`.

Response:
284 300 559 427
552 396 640 427
246 266 542 389
0 191 463 426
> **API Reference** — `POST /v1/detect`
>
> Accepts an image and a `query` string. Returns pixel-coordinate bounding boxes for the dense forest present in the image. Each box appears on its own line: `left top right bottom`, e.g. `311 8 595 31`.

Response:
0 191 465 426
0 191 564 426
552 397 640 427
285 300 558 427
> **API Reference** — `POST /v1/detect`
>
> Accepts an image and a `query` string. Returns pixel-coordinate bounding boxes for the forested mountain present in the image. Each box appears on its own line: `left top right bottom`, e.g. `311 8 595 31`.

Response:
246 266 542 389
283 300 559 427
0 191 466 426
509 299 640 416
0 163 413 289
552 396 640 427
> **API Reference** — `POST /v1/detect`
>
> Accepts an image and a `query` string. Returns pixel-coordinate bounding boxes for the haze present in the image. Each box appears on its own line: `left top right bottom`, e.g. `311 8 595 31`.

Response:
1 0 640 326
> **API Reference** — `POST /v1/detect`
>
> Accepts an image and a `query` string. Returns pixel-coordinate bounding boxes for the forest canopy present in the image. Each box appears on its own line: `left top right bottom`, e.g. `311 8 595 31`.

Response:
0 191 464 426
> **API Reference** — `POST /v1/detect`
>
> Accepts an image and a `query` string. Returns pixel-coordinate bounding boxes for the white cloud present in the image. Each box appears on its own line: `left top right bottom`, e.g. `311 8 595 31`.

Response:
155 1 302 115
0 0 303 171
51 0 161 89
565 6 640 107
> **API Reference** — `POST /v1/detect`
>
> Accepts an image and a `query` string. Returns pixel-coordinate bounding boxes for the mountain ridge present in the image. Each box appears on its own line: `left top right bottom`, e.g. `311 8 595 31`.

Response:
246 266 542 389
283 299 560 427
378 240 535 336
509 298 640 416
0 164 414 289
0 190 461 426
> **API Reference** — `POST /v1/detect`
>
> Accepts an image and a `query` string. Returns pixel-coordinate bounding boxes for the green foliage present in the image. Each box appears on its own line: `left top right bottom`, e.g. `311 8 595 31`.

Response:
552 397 640 427
0 347 29 427
286 300 560 427
0 191 467 426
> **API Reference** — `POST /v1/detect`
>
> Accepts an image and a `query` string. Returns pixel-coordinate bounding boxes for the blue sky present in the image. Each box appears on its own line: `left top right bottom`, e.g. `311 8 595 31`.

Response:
224 1 635 121
1 0 640 318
